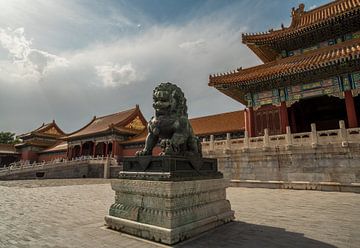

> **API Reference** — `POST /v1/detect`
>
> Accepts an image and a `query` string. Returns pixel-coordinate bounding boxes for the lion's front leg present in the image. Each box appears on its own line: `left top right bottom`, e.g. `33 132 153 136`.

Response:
160 132 186 156
136 132 159 156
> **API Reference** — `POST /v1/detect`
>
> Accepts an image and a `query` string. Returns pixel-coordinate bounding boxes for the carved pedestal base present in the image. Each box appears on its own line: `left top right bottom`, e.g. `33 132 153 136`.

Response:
105 178 234 245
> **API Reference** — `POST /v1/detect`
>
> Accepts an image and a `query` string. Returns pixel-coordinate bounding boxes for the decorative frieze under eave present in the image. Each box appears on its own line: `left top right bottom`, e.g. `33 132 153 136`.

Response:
218 59 360 93
212 60 360 108
210 38 360 97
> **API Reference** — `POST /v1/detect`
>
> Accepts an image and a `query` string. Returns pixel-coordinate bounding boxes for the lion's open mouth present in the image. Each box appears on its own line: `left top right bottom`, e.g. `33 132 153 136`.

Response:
155 106 170 116
154 100 171 114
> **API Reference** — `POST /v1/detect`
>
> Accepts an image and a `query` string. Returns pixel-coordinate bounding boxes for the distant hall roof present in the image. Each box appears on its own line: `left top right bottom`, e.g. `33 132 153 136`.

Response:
18 120 65 139
66 106 146 139
190 110 245 136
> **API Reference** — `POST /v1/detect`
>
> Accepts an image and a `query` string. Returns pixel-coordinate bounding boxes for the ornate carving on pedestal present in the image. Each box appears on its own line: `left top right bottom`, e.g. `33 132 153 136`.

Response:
105 178 234 244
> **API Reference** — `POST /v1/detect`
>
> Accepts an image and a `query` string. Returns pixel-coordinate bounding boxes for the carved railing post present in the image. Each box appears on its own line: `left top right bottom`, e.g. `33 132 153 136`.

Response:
311 123 318 147
210 135 214 151
285 126 292 147
339 120 348 147
263 128 270 149
104 156 111 179
243 130 249 150
226 133 231 150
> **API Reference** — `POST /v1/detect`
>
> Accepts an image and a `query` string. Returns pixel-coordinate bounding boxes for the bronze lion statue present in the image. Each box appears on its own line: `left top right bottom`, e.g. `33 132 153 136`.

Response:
136 82 202 157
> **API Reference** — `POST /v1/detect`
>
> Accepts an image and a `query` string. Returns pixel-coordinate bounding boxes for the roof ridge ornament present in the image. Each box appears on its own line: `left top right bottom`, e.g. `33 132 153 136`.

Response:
291 3 305 28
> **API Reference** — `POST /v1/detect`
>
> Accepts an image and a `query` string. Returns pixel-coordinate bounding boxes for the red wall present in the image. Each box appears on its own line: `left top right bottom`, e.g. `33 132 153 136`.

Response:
21 150 39 162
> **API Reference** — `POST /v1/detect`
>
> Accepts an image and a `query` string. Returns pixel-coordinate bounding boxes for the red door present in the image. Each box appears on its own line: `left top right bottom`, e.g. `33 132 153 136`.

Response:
254 105 281 136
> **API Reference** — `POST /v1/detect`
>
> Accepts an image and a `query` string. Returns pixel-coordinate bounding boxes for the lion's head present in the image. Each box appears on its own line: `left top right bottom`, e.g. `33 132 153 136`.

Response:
152 82 187 117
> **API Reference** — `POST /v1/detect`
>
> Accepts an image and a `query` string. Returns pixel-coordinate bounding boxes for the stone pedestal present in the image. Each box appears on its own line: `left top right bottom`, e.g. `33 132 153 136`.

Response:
105 156 234 245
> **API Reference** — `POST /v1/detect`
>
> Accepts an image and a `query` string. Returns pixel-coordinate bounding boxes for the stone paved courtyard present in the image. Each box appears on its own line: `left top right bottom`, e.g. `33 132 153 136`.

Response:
0 179 359 248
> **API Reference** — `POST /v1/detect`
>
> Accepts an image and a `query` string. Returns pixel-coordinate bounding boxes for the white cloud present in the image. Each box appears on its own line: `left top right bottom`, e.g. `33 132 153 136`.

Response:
95 62 139 87
0 27 68 82
0 0 264 133
309 5 317 10
179 39 206 49
0 27 31 60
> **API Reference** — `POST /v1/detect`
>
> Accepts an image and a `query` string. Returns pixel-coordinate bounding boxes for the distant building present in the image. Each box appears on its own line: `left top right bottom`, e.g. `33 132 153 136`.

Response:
5 106 244 164
209 0 360 137
190 110 245 141
64 105 147 159
15 121 65 162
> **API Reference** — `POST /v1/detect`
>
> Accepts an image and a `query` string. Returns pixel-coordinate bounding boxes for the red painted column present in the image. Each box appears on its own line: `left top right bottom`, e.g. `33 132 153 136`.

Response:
92 142 96 157
344 90 358 128
117 143 123 158
105 143 109 157
279 101 289 134
67 146 72 160
112 140 116 157
247 107 255 137
66 146 69 159
113 140 119 157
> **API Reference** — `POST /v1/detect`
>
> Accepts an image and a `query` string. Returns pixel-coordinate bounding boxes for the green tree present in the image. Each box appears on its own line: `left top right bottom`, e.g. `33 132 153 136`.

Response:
0 132 21 144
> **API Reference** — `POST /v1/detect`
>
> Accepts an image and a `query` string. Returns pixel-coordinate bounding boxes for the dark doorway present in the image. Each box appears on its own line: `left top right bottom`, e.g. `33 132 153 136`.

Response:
95 142 105 157
289 95 347 133
82 141 94 156
107 143 113 156
0 155 19 166
354 95 360 125
72 145 81 158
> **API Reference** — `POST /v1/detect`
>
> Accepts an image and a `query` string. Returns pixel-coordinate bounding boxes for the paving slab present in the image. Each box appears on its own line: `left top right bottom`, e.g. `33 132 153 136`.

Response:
0 179 359 248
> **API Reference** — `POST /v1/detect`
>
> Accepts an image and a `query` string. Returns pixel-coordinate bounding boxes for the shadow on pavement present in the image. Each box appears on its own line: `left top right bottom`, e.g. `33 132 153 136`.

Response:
175 221 336 248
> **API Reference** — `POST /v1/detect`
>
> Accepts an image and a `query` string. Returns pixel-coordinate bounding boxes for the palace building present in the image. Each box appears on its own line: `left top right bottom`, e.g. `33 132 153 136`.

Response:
209 0 360 137
15 121 66 161
64 105 147 160
1 107 244 165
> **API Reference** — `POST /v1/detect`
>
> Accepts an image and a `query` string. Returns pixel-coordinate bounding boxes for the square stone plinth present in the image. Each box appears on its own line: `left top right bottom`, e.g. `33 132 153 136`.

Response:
105 178 235 245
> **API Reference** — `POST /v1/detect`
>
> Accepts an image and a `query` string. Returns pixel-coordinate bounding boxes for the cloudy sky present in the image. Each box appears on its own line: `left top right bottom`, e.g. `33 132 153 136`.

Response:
0 0 329 134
